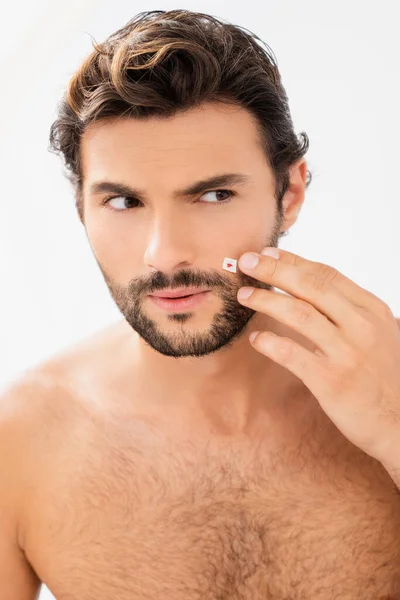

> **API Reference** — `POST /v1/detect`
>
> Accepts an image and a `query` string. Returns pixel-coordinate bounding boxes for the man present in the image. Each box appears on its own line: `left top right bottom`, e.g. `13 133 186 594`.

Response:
1 9 400 600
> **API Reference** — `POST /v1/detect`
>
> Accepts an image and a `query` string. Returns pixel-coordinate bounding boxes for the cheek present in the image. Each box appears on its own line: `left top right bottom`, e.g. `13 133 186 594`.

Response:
85 217 141 276
230 202 273 240
207 219 271 273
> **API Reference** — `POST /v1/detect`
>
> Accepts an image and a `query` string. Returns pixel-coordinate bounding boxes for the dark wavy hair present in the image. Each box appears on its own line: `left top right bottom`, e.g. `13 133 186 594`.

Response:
48 9 312 223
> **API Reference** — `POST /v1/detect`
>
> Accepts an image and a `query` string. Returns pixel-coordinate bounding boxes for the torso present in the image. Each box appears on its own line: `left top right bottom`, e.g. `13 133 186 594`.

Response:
17 321 400 599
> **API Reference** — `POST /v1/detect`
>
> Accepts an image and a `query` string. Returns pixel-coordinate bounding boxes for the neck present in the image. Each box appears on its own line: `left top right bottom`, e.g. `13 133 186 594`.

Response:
118 313 315 437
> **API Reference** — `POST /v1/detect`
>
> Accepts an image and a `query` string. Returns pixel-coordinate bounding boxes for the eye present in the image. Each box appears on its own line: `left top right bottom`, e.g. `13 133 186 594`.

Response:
103 196 138 211
200 189 235 205
102 189 235 212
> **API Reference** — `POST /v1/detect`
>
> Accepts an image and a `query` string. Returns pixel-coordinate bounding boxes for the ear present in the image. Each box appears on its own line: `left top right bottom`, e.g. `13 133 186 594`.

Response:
279 159 308 233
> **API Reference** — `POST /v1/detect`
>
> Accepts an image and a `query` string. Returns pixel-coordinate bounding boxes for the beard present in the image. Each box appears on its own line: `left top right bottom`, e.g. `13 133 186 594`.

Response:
96 215 284 359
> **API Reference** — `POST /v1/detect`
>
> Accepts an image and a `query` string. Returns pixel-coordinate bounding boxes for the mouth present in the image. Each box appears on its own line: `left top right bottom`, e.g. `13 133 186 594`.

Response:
149 288 209 299
148 290 210 312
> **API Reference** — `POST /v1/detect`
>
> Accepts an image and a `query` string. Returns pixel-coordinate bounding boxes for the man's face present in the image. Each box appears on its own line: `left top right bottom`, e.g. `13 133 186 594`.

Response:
80 102 285 358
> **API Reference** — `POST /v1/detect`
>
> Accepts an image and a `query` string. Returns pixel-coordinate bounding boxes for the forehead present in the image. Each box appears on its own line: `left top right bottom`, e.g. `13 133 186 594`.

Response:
80 102 268 191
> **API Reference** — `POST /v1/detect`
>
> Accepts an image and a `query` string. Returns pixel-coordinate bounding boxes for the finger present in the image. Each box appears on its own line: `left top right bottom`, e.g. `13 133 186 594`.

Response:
251 330 329 392
239 251 364 334
239 288 349 361
261 247 387 314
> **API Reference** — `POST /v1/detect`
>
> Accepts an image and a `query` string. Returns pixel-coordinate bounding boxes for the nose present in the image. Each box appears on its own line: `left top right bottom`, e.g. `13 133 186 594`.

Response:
143 215 194 273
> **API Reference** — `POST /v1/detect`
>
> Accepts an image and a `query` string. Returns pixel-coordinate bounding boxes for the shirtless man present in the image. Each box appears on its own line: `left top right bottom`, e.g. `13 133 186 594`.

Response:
1 9 400 600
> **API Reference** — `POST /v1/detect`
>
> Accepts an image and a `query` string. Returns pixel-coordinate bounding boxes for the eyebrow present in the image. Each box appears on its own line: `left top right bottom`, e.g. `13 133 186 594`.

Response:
88 172 250 201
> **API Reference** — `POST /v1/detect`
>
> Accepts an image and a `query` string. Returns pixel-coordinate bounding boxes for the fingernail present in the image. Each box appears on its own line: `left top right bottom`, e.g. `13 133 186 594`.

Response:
238 286 255 300
240 253 259 270
249 331 260 342
261 247 280 259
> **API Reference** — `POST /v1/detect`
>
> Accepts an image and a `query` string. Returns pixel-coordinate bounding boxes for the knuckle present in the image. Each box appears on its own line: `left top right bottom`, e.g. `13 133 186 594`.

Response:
301 271 326 294
357 316 379 347
379 300 394 320
316 262 341 283
290 299 314 324
267 258 279 278
276 336 296 360
365 292 393 320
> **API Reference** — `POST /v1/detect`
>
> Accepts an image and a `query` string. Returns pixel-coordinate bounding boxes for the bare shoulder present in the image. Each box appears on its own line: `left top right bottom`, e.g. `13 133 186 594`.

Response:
0 356 83 484
0 318 130 430
0 319 129 543
0 369 72 566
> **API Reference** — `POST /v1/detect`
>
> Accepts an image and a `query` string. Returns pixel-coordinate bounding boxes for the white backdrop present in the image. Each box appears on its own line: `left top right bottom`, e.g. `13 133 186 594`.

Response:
0 0 399 598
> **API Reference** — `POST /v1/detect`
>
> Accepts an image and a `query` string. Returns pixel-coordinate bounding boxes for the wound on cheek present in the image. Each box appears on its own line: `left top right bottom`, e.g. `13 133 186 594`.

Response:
222 257 237 273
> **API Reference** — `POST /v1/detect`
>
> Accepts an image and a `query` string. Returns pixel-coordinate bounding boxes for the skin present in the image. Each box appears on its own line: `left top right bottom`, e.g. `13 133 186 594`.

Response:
80 101 312 438
2 100 400 599
236 247 400 476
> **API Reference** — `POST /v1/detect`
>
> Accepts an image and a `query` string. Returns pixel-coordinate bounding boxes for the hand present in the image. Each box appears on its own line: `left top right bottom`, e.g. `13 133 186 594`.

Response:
237 247 400 469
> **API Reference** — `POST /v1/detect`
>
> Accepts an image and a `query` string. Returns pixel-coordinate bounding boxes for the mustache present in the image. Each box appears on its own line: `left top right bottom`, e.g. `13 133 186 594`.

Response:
134 268 259 296
100 265 263 298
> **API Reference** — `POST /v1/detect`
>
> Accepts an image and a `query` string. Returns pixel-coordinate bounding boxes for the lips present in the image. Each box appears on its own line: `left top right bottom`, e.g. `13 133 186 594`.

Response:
148 291 209 312
149 288 208 299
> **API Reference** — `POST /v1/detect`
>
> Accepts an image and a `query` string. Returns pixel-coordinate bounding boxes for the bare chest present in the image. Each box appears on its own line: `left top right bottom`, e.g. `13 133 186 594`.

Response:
23 412 400 600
